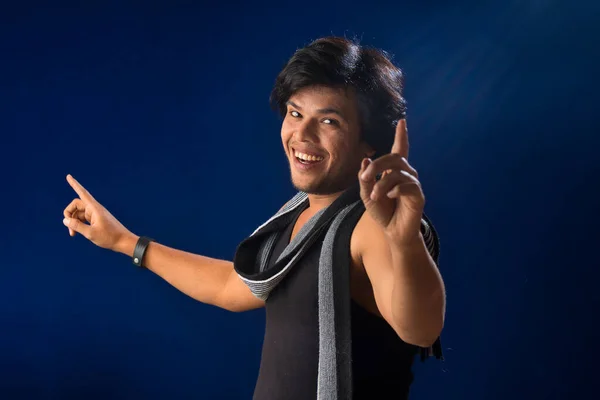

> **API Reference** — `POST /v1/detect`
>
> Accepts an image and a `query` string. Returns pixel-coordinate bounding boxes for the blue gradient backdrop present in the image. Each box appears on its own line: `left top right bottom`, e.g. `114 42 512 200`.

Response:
1 1 598 399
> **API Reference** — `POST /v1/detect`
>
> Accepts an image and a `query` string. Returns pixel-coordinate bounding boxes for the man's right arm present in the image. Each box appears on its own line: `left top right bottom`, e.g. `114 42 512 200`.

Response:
63 174 265 314
116 234 265 312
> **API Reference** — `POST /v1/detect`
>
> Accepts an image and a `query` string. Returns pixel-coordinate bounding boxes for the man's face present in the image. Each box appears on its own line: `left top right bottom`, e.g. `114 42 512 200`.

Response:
281 85 374 195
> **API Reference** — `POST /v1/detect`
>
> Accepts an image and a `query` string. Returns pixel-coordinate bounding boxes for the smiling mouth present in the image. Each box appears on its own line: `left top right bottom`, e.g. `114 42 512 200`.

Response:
293 149 325 165
296 156 323 165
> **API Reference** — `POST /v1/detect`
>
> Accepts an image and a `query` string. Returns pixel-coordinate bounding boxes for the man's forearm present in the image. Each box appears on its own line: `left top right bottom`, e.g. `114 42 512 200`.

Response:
388 233 445 347
115 234 263 312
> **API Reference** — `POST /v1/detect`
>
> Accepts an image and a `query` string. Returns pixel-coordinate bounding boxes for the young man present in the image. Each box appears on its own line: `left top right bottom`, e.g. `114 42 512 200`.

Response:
63 37 445 399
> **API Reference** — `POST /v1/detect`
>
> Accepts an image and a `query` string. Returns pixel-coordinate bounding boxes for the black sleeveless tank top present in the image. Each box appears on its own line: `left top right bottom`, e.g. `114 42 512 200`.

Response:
252 204 419 400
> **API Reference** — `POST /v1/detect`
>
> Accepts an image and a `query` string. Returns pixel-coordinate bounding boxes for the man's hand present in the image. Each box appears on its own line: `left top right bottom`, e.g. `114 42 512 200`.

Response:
358 119 424 246
62 174 136 252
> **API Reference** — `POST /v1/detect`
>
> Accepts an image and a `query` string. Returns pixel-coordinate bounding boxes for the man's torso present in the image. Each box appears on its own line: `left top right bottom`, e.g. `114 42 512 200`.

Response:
252 203 417 400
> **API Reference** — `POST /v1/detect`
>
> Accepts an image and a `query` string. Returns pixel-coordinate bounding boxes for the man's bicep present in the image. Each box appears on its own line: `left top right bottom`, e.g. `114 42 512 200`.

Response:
218 269 266 312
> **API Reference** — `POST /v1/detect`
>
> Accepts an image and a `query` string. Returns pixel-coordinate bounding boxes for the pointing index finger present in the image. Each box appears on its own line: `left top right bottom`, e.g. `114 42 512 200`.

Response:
66 174 96 203
391 118 409 159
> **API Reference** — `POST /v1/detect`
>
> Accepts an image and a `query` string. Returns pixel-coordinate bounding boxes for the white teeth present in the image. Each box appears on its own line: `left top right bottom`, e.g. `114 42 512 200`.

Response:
294 151 324 162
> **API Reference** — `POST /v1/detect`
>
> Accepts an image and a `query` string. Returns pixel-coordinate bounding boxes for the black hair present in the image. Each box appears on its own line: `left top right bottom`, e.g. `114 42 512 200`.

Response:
269 36 407 158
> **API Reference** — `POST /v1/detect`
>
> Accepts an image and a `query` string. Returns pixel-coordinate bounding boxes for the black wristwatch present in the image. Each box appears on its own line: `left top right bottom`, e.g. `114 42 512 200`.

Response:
132 236 154 267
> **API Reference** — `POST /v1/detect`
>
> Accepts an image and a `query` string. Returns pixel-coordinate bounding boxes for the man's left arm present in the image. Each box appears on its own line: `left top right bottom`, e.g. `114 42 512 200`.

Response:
357 118 445 348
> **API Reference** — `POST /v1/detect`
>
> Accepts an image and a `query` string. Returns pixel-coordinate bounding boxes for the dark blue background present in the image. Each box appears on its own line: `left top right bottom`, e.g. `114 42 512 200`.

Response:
2 1 598 399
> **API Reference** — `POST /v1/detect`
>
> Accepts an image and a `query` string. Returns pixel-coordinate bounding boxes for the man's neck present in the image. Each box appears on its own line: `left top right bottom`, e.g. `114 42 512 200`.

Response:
305 191 344 214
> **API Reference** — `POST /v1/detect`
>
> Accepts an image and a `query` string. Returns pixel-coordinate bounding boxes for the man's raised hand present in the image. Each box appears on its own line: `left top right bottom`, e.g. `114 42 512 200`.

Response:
63 174 135 252
358 119 425 246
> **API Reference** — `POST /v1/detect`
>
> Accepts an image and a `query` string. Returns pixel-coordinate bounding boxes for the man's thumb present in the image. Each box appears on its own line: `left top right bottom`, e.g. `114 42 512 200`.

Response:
63 217 91 239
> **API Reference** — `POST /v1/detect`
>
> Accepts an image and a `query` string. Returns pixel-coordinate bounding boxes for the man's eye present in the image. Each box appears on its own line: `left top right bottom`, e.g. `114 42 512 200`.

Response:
323 118 338 125
290 110 300 118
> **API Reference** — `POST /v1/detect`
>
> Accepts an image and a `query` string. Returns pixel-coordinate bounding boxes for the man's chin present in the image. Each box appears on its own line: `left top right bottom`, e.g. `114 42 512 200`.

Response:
292 181 318 194
291 177 349 195
292 178 324 194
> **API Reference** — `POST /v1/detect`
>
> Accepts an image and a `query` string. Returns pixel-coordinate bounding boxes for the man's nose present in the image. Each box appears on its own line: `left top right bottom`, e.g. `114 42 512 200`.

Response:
293 119 318 141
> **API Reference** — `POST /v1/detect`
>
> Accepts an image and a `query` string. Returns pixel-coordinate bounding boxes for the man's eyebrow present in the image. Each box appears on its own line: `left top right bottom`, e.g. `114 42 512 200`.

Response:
286 100 302 109
316 107 346 120
285 101 347 120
